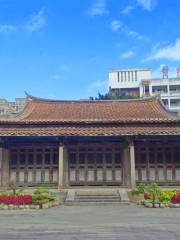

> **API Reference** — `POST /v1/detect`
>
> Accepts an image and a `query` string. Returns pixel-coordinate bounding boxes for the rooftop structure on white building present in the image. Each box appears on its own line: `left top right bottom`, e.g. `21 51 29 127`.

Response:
109 66 180 114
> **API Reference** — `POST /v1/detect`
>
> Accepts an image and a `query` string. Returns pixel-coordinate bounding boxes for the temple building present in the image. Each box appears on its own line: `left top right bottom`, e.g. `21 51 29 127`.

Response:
0 93 180 189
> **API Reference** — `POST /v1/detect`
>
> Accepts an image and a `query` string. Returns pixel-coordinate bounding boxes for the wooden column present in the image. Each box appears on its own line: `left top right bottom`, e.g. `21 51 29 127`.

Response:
129 141 136 188
122 139 136 188
58 144 68 188
1 148 10 188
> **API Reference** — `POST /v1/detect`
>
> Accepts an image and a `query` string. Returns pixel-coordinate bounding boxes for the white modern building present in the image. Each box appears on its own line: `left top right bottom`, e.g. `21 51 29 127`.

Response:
141 78 180 113
109 67 180 113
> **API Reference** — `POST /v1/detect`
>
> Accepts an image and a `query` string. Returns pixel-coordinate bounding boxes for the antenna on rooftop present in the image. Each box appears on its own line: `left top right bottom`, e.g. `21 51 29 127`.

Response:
177 67 180 78
161 66 169 79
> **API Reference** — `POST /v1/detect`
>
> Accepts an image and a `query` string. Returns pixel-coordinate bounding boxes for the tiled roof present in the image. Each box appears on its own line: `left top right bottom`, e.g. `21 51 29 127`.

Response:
0 94 180 137
0 95 178 123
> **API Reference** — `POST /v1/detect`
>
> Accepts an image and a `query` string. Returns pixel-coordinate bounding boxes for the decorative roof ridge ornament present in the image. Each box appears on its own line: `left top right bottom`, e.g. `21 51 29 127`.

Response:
24 91 40 101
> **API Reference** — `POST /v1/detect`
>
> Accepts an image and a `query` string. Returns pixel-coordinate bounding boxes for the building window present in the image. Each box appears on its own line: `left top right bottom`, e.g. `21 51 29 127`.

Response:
144 85 149 95
124 72 126 81
117 72 120 82
131 71 134 81
121 72 123 81
128 71 130 81
169 85 180 93
152 86 168 94
121 88 139 97
135 71 137 81
0 108 5 114
69 153 76 164
170 99 180 107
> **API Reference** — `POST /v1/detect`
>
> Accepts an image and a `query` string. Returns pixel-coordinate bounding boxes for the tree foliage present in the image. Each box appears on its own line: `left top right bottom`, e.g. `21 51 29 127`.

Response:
89 92 139 100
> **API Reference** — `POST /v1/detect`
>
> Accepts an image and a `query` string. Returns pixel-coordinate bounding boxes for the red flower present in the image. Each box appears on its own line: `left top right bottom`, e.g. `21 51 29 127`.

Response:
0 195 32 205
171 194 180 204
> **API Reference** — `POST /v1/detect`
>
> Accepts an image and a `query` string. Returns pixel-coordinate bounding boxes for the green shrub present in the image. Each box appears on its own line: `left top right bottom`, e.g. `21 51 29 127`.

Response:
136 183 146 193
0 191 23 196
130 182 146 196
33 187 50 195
32 198 49 205
146 183 160 207
32 187 58 205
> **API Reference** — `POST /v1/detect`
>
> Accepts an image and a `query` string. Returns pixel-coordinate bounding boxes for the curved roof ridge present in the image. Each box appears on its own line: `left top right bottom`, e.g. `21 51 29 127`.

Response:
8 97 35 121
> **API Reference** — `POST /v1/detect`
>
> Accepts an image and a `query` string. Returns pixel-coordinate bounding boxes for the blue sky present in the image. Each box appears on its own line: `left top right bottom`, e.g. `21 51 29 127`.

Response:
0 0 180 100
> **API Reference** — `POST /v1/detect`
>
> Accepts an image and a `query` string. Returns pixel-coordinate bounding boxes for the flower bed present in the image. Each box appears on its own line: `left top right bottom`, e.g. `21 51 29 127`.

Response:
0 187 60 210
130 183 180 208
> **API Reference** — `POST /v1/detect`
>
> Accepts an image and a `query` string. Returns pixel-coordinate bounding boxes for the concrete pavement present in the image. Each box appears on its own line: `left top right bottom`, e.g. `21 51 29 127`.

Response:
0 205 179 239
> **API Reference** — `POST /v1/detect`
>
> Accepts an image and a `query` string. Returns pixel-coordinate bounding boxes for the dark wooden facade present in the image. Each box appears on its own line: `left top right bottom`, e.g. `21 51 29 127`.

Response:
1 137 179 187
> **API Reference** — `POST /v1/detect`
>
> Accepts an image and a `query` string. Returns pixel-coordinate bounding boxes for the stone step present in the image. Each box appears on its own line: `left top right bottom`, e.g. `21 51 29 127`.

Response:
76 191 119 196
65 201 130 206
75 195 120 199
75 198 121 202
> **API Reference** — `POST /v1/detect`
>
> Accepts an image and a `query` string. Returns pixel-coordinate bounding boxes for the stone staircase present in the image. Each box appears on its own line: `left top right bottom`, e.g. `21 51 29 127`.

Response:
64 188 130 206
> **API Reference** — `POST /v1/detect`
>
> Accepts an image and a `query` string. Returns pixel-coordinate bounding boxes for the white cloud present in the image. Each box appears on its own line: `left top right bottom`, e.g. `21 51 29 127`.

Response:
136 0 157 11
88 0 109 17
121 5 135 14
125 29 139 37
0 24 16 34
147 39 180 61
120 50 134 59
125 28 148 41
111 20 123 31
111 21 148 41
25 9 46 34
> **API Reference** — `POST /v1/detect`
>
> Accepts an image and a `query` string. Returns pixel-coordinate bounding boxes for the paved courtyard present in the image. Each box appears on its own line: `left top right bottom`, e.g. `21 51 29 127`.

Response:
0 205 179 240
